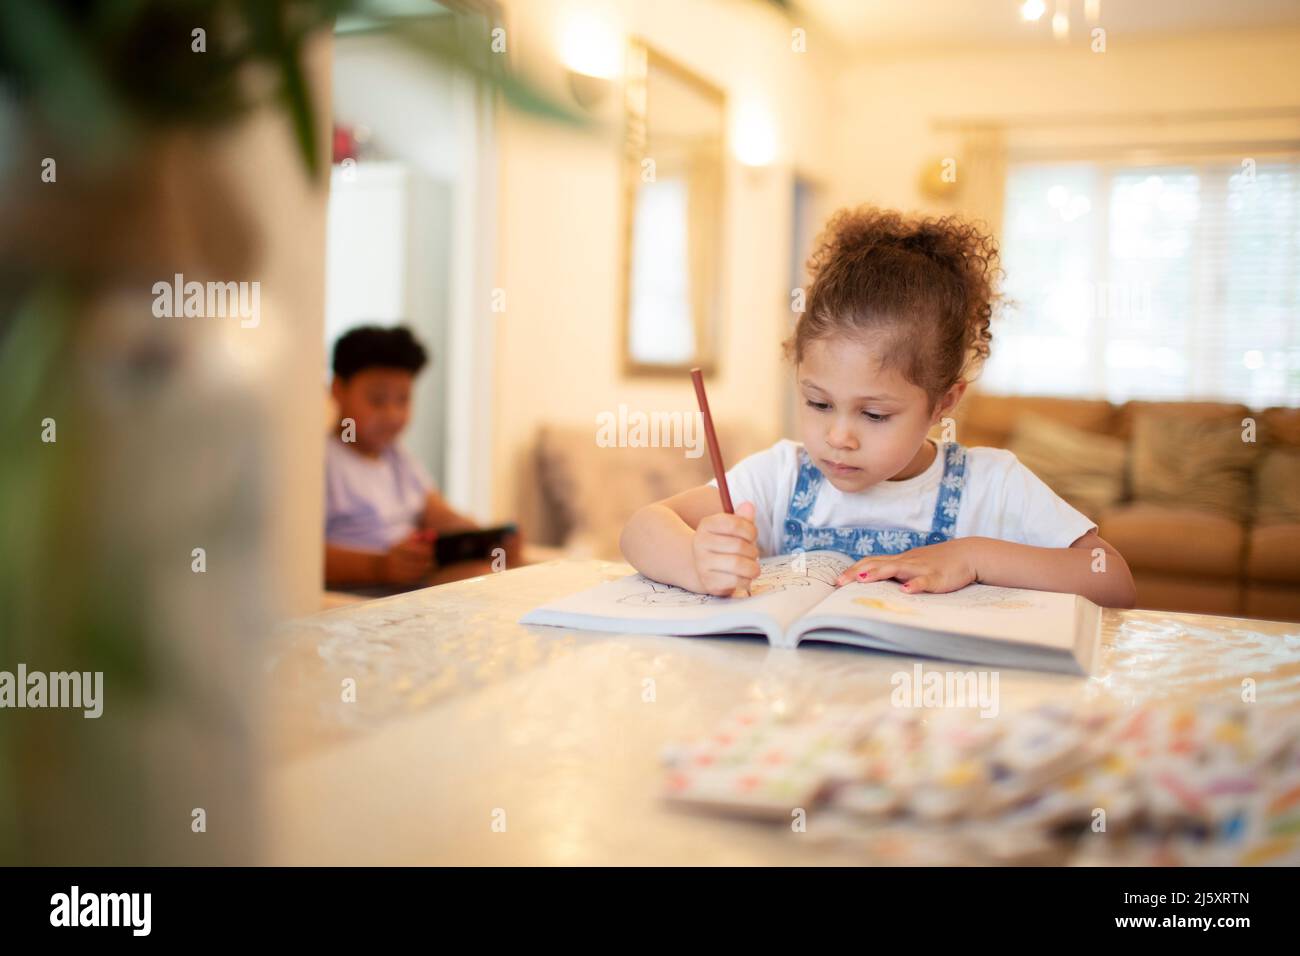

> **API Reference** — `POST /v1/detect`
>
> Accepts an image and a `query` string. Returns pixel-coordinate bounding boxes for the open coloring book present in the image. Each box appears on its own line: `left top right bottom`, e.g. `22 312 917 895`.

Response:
520 551 1101 675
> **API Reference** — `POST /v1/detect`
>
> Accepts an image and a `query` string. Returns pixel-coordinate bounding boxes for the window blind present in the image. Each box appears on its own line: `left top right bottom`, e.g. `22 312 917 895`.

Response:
985 157 1300 406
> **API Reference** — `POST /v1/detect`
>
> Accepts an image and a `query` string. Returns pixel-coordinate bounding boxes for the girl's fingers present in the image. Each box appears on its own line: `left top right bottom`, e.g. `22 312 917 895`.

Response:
722 517 758 542
698 568 742 593
703 534 758 558
837 559 955 594
857 562 902 583
837 561 880 585
702 570 755 596
704 554 760 581
837 555 933 587
697 512 755 541
716 508 758 540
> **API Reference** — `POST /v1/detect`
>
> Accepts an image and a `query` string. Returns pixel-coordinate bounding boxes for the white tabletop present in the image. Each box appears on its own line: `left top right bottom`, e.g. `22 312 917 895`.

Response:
265 560 1300 865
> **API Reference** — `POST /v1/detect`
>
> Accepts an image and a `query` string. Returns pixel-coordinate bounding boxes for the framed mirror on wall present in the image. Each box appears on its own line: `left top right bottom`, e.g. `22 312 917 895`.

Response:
620 40 726 376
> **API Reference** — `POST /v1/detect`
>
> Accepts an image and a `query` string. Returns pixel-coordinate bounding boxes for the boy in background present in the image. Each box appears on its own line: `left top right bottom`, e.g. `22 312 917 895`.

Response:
324 325 515 590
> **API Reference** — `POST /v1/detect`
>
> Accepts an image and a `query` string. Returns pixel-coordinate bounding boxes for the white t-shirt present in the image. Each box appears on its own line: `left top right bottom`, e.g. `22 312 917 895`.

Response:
325 438 434 551
710 438 1097 558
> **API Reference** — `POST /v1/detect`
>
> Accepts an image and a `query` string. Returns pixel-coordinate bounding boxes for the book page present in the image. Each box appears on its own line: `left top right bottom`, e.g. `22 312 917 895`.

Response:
521 551 852 639
799 579 1079 650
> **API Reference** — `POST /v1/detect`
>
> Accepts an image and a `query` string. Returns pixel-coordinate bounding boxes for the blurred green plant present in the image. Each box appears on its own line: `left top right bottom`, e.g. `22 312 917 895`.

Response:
0 0 586 177
1 0 601 863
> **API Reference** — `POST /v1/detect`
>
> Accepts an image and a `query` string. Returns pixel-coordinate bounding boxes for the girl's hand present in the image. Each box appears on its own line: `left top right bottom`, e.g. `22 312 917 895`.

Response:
692 502 760 596
834 539 980 594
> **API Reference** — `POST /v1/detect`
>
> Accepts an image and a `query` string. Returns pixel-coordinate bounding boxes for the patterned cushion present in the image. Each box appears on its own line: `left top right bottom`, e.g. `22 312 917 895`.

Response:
1007 411 1127 520
535 422 764 560
1130 412 1258 521
1255 447 1300 525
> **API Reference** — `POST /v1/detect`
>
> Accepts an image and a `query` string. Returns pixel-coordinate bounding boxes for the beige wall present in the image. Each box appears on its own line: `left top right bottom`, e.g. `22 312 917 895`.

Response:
827 28 1300 217
489 0 838 521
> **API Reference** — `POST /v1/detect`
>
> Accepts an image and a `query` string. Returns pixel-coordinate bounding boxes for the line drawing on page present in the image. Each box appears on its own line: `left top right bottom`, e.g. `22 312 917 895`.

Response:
615 553 849 607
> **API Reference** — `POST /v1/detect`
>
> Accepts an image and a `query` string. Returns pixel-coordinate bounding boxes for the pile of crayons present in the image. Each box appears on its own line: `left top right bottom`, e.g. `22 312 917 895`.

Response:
661 699 1300 865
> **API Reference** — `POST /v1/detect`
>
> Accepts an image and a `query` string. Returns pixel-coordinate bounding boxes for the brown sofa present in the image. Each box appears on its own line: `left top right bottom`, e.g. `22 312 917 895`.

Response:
949 392 1300 622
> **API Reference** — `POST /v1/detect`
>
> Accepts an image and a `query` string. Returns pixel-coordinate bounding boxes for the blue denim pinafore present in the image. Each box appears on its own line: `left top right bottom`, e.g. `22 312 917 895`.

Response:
780 442 968 560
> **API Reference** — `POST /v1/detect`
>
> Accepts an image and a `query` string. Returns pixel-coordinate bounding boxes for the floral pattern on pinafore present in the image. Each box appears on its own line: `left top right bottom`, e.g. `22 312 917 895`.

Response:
779 442 968 559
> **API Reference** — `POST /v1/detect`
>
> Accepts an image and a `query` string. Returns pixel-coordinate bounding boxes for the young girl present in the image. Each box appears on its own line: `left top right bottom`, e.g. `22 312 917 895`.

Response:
620 207 1137 608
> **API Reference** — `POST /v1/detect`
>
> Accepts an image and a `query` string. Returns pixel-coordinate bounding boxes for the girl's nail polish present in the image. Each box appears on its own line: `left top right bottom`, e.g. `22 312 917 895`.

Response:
857 571 868 579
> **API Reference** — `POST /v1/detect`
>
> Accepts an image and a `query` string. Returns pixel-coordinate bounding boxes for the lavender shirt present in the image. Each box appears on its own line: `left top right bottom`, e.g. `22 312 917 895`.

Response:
325 438 434 551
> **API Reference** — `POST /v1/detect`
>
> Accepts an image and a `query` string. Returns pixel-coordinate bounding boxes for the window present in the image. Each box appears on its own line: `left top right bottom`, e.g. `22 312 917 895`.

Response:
986 157 1300 406
628 177 694 365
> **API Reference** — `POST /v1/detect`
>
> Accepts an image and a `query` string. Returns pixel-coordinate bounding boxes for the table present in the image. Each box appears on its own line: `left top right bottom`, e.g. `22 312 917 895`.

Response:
264 560 1300 865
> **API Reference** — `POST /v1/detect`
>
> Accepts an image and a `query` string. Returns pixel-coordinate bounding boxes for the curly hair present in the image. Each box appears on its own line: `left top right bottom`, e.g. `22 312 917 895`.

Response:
786 207 1001 411
332 325 429 380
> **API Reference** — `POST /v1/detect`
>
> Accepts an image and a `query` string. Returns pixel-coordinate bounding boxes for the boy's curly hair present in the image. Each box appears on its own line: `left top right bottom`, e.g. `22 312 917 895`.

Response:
332 324 429 381
786 207 1001 411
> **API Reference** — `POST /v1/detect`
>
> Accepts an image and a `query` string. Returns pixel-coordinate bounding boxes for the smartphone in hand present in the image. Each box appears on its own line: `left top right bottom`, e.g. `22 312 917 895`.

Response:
426 524 518 566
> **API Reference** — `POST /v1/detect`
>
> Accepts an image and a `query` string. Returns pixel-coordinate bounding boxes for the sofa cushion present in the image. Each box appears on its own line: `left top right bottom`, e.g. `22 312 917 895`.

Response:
1259 406 1300 449
535 422 764 560
952 392 1115 449
1245 584 1300 623
1099 503 1244 577
1007 411 1127 519
1115 400 1251 441
1131 571 1242 617
1255 447 1300 525
1130 412 1258 521
1246 524 1300 585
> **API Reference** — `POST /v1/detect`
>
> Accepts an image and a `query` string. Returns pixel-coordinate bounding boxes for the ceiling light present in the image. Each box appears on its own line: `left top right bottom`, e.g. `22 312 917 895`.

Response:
733 101 778 167
1021 0 1046 22
558 12 620 79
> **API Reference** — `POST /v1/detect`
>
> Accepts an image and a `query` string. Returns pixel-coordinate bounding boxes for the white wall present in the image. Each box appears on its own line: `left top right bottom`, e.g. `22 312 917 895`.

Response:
330 35 469 495
333 32 497 519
